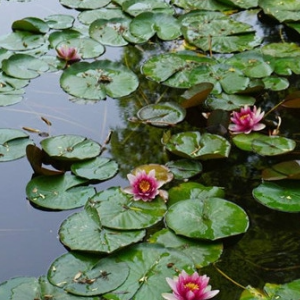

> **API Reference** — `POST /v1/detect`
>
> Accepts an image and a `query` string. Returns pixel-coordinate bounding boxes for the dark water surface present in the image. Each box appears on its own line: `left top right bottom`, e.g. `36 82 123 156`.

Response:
0 0 126 282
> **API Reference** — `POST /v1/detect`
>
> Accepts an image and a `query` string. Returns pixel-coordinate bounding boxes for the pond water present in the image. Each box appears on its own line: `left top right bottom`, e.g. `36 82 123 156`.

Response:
1 1 300 300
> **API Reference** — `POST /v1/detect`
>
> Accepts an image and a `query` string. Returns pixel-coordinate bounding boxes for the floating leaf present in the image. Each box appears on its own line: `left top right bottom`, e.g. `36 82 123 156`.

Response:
171 0 232 11
0 277 36 300
262 160 300 181
253 181 300 212
2 54 49 79
90 187 167 230
0 128 33 162
26 174 95 210
40 134 101 161
105 243 195 300
165 198 249 240
48 29 82 48
149 228 223 268
71 157 118 181
48 253 129 296
60 60 139 100
165 159 202 180
0 91 24 106
163 131 231 160
59 203 146 253
12 17 49 34
44 14 75 29
137 101 186 127
59 0 111 9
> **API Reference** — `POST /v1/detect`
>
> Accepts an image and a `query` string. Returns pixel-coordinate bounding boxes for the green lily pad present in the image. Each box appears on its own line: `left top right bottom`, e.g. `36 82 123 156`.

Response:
168 181 225 207
26 174 95 210
0 128 33 161
40 134 101 161
180 11 262 53
129 12 181 41
205 93 256 111
262 160 300 181
253 181 300 212
0 72 29 92
149 228 223 268
163 131 231 160
60 60 139 100
12 17 49 34
0 92 24 106
44 14 75 29
262 76 290 91
105 243 195 300
232 133 296 155
240 279 300 300
171 0 232 11
48 253 129 296
121 0 174 16
0 31 46 51
59 0 111 9
137 101 186 127
2 54 49 79
59 203 146 253
90 187 167 230
220 0 258 9
165 197 249 240
48 29 82 48
4 276 98 300
0 277 36 300
71 157 118 181
165 159 202 180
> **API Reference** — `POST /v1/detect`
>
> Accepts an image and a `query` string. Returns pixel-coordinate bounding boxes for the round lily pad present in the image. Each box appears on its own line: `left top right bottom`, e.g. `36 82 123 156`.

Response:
45 14 75 29
40 134 102 161
137 101 186 127
48 253 129 296
59 203 146 253
26 174 95 210
165 159 202 180
71 157 118 181
12 17 49 34
253 181 300 212
165 197 249 240
60 60 139 100
59 0 111 9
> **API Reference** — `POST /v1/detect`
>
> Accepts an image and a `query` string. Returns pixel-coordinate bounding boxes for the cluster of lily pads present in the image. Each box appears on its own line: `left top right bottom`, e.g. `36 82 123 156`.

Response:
2 0 300 299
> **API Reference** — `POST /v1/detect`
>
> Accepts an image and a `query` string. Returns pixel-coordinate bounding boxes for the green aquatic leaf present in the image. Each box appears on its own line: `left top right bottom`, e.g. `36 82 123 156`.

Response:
137 101 186 127
105 243 195 300
12 17 49 34
149 228 223 268
59 0 111 9
171 0 232 11
0 277 36 300
163 131 231 160
40 134 102 161
0 128 33 161
90 187 167 230
262 160 300 181
48 253 129 296
26 174 96 210
44 14 75 29
165 159 202 180
219 0 258 9
2 54 49 79
60 60 139 100
165 198 249 240
59 203 146 253
48 29 82 48
262 76 289 91
253 181 300 212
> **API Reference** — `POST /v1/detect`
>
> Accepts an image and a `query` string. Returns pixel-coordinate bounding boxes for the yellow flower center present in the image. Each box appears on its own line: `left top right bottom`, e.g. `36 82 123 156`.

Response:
184 282 199 291
139 180 151 192
240 114 250 120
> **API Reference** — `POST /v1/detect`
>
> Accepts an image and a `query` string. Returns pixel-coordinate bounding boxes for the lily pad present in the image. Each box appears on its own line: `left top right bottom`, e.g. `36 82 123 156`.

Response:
2 54 49 79
0 128 33 161
59 0 111 9
105 243 195 300
165 159 202 180
12 17 49 34
180 11 262 53
0 92 24 106
48 29 82 48
165 197 249 240
171 0 232 11
149 228 223 268
59 202 146 253
60 60 139 100
26 174 95 210
90 187 167 230
137 101 186 127
0 277 36 300
71 157 118 181
253 181 300 212
44 14 75 29
40 134 101 161
48 253 129 296
163 131 231 160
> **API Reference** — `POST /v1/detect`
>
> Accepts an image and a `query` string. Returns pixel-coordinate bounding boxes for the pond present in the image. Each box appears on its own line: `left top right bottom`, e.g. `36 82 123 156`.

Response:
1 1 300 300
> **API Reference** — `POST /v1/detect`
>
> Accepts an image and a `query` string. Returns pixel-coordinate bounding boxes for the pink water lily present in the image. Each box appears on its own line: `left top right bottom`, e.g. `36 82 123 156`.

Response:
229 105 265 134
123 169 165 202
162 270 219 300
56 44 81 63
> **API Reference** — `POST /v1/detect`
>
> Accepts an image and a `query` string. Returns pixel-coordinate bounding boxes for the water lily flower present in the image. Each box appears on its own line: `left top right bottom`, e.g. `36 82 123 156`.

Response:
162 270 219 300
123 169 166 202
229 105 265 134
56 44 81 63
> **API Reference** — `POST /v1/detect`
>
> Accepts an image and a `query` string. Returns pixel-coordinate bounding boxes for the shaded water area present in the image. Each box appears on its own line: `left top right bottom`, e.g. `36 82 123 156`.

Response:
1 1 300 300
